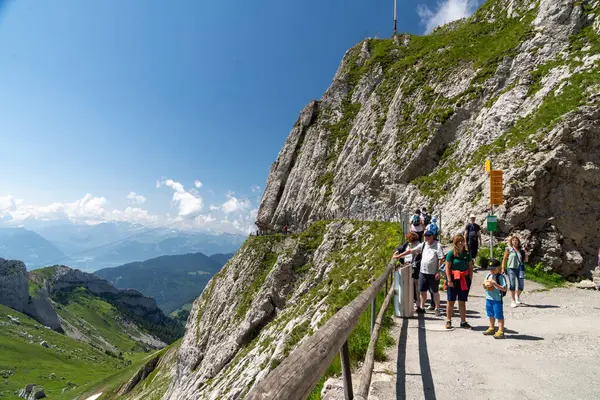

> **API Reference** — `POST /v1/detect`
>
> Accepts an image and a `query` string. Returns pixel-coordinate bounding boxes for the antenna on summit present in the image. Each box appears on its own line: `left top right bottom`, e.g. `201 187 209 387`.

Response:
393 0 397 36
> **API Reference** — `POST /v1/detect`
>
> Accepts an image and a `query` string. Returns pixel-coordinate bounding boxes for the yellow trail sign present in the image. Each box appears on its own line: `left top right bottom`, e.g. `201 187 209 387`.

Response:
490 170 503 205
485 159 491 173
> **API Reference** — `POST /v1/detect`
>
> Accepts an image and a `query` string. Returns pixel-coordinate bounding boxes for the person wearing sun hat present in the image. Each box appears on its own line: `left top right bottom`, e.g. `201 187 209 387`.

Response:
483 258 508 339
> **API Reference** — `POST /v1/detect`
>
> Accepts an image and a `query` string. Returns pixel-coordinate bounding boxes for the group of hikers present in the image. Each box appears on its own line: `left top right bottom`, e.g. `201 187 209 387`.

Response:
392 209 529 339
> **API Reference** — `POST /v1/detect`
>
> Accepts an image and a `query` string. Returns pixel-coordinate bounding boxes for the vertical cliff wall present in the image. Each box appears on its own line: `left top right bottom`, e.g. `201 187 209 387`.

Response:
256 0 600 277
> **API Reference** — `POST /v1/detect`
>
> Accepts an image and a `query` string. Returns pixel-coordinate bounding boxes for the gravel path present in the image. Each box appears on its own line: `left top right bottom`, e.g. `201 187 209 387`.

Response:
323 270 600 400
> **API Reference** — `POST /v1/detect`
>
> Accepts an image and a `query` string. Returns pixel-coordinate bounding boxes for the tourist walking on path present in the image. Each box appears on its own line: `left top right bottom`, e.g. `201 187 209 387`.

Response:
425 216 440 241
464 214 482 261
410 209 425 242
394 230 445 316
483 259 508 339
444 234 474 329
501 236 528 308
392 231 422 306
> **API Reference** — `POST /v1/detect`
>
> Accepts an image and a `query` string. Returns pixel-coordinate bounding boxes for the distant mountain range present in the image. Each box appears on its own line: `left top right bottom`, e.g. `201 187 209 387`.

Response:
95 252 233 314
0 227 69 267
0 221 245 271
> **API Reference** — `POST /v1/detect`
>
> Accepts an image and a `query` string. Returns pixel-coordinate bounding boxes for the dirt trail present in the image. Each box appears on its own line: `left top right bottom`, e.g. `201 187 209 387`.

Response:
323 270 600 400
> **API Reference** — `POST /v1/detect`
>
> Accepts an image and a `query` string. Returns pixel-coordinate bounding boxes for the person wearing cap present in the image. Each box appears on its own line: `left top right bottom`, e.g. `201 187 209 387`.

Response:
394 230 445 316
464 214 482 260
482 259 508 339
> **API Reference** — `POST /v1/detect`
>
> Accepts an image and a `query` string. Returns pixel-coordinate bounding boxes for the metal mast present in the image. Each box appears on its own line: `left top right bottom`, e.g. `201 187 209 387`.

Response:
393 0 397 36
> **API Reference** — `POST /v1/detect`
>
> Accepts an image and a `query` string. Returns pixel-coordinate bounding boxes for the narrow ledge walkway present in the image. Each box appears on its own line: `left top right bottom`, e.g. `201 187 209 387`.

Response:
323 270 600 400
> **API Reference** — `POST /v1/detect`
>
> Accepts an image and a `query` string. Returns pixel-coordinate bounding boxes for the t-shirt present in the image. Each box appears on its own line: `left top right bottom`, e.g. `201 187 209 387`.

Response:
485 273 508 302
507 247 525 270
413 241 445 275
465 223 481 241
410 215 424 232
445 250 472 272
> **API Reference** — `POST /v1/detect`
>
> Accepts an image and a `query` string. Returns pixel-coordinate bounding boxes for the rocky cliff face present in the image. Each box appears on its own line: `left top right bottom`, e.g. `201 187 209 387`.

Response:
256 0 600 277
164 221 401 399
0 258 29 312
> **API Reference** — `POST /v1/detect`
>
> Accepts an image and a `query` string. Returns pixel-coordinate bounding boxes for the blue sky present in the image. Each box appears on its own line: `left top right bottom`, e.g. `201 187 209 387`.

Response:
0 0 480 233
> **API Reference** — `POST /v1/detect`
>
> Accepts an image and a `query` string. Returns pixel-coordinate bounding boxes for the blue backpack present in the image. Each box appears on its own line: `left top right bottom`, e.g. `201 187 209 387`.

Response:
429 223 438 237
411 215 421 226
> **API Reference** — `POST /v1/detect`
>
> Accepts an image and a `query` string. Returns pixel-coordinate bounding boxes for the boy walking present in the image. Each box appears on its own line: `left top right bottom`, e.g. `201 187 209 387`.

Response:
483 259 508 339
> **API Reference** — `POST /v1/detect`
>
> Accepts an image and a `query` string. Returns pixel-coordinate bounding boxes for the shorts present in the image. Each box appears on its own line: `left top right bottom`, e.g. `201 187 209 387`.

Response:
446 276 471 302
419 272 439 293
486 299 504 320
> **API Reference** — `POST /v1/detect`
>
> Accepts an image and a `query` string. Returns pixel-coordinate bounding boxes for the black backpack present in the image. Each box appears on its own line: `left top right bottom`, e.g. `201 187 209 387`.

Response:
422 213 431 226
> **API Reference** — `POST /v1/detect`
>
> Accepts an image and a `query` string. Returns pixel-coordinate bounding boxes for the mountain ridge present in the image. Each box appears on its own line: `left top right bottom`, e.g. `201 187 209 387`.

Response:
95 252 232 314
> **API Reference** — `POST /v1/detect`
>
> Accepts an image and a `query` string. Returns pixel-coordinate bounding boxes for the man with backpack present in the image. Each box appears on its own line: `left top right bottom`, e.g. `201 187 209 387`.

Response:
464 214 482 260
410 209 425 241
482 259 508 339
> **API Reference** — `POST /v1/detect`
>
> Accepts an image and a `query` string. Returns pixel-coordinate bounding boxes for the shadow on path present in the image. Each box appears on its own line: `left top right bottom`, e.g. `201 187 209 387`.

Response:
418 314 436 400
506 334 544 341
396 318 409 400
519 304 559 309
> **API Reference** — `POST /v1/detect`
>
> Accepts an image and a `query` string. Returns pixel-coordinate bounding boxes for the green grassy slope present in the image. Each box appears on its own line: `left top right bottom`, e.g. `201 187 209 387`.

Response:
54 287 161 353
0 304 148 399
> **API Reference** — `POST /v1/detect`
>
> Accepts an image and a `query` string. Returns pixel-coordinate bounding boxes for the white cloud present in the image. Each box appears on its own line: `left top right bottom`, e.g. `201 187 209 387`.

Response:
160 178 203 217
1 193 108 222
417 0 479 33
111 207 159 225
156 180 161 188
221 192 250 214
164 179 185 193
251 185 261 193
194 180 203 188
1 180 259 235
126 191 146 205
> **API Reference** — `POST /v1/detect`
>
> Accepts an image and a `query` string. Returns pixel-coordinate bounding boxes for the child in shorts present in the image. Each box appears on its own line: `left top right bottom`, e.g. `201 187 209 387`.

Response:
482 259 508 339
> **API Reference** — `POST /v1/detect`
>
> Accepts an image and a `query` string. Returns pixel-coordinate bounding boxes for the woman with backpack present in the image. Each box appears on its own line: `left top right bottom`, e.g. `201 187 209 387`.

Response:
444 234 474 330
501 236 528 308
410 209 425 242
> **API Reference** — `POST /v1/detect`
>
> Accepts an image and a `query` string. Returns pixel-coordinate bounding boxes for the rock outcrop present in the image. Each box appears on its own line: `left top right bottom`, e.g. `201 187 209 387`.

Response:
29 266 165 324
0 258 29 312
256 0 600 277
164 221 402 399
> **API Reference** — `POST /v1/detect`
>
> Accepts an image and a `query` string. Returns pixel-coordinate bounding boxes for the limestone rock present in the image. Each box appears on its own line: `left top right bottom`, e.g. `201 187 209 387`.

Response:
255 0 600 277
0 258 28 312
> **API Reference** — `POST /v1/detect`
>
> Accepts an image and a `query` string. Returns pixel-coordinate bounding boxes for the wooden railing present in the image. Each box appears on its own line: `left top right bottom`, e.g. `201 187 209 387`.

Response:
247 263 411 400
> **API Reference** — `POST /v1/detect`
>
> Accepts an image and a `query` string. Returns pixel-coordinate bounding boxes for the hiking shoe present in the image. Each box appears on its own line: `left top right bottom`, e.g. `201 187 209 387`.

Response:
516 295 521 305
511 301 518 308
435 308 442 317
427 305 435 310
416 308 426 314
445 321 452 329
483 327 496 336
493 331 505 339
460 321 472 330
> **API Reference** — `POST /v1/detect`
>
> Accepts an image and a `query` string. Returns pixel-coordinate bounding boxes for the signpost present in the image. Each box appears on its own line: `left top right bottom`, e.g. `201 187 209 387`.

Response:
486 160 503 260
